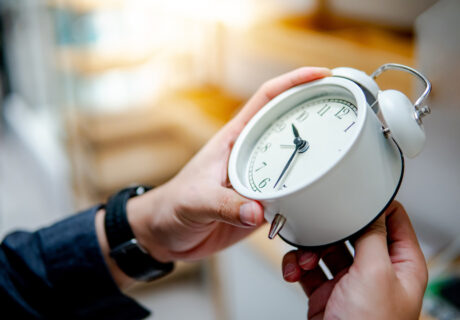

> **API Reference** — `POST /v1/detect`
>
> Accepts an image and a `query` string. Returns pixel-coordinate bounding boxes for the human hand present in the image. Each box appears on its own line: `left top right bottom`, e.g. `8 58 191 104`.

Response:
129 67 332 263
281 201 428 320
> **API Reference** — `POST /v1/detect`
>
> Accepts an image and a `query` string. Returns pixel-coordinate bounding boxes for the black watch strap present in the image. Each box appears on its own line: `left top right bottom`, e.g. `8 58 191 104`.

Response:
104 186 174 282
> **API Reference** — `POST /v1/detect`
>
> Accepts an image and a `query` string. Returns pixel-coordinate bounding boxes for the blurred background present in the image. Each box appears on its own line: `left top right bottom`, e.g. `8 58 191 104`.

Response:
0 0 459 319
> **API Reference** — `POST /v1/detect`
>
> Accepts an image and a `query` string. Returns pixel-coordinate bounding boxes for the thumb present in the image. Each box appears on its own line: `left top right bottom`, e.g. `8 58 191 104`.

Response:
203 187 265 227
353 214 391 267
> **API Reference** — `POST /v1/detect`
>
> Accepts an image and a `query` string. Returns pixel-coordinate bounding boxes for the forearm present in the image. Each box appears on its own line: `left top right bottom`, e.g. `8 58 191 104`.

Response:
0 206 150 319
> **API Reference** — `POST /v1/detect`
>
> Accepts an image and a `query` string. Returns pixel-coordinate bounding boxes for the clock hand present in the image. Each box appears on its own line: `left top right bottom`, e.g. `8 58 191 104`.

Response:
292 123 300 138
273 143 300 188
273 124 309 189
291 124 309 153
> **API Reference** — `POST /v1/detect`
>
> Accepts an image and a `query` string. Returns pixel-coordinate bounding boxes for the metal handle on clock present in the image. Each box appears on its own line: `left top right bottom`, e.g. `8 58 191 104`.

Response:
371 63 432 124
268 213 286 239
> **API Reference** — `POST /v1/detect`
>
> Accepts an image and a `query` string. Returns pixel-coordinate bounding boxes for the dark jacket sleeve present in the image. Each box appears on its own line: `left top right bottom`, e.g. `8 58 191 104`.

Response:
0 206 150 319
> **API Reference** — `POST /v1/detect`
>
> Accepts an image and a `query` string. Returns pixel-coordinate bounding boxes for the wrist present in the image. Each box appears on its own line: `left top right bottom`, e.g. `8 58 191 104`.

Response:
126 186 173 262
95 208 136 288
102 185 175 283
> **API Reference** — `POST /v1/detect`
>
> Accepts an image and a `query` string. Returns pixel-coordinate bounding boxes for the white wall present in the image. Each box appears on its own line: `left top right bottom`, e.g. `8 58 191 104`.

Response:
398 0 460 241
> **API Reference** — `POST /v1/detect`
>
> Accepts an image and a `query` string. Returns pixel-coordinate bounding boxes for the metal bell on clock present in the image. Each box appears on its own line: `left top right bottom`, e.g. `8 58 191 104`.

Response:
372 64 432 158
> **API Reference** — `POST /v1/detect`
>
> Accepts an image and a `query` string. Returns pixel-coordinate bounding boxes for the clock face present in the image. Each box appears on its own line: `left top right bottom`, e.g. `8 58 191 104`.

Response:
247 98 358 193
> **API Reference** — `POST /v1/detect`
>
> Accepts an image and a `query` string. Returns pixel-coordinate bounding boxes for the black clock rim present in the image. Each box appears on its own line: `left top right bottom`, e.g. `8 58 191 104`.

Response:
278 140 405 250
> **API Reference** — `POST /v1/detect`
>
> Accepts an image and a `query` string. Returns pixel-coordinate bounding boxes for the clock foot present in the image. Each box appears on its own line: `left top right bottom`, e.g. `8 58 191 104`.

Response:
268 213 286 239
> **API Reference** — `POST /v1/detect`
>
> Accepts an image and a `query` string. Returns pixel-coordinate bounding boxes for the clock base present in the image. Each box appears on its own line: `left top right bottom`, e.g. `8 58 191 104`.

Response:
278 143 405 249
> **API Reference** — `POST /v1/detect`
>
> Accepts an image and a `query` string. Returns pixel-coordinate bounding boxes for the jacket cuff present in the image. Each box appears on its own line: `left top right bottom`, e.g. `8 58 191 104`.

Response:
38 206 150 319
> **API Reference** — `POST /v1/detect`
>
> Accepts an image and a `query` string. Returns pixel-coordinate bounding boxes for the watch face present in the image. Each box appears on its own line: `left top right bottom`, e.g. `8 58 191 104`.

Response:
247 97 358 193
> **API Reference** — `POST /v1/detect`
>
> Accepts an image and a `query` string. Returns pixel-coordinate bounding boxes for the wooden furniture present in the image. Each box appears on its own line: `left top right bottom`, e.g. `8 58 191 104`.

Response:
66 86 242 208
223 15 414 99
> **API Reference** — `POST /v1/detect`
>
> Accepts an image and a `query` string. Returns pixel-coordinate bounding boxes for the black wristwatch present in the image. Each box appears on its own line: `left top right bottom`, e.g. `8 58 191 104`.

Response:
104 185 174 282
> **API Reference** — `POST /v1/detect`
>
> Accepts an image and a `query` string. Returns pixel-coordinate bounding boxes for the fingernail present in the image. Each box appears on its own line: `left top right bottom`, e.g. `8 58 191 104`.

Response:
315 67 332 74
240 202 257 226
299 252 315 267
283 263 296 279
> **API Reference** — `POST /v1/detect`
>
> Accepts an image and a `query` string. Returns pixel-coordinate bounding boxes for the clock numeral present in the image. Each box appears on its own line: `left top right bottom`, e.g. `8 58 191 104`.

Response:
334 106 350 119
282 184 287 189
296 110 309 122
258 178 271 189
274 121 287 132
255 161 267 172
317 104 331 117
344 121 356 133
261 143 271 152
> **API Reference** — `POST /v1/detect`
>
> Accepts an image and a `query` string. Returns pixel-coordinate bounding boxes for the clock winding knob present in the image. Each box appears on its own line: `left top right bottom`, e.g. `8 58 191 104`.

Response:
268 213 287 239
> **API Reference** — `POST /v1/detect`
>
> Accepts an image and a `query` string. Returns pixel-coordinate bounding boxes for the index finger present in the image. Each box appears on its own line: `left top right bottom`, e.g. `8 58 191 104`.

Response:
233 67 331 126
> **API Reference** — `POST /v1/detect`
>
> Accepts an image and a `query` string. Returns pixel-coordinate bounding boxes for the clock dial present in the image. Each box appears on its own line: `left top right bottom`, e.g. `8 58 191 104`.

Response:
248 98 358 193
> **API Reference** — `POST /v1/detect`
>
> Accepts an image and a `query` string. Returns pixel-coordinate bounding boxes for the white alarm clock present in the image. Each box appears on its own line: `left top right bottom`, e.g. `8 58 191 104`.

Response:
228 63 431 247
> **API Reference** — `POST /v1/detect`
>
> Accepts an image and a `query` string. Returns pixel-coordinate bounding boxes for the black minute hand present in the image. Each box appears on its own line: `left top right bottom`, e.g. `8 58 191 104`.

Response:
273 124 308 189
273 143 300 188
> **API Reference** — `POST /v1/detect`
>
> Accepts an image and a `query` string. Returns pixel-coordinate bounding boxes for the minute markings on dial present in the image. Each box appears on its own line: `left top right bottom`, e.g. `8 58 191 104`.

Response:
274 121 287 132
248 154 261 192
247 98 357 193
255 161 267 172
296 110 309 122
344 121 356 132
